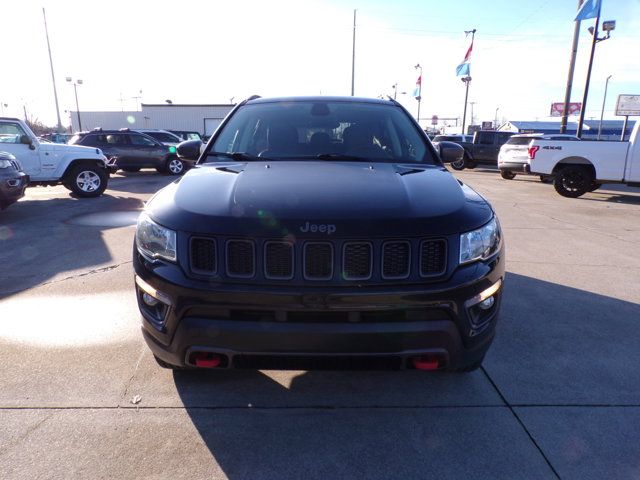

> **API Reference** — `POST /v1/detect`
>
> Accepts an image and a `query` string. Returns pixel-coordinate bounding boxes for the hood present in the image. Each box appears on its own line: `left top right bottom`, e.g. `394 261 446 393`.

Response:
40 142 103 155
148 161 493 237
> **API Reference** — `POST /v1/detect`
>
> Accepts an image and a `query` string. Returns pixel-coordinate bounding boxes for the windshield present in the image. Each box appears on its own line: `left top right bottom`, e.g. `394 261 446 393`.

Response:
208 100 436 164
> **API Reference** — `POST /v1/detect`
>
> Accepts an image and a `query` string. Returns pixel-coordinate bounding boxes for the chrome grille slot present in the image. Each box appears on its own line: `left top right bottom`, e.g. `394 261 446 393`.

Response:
420 240 447 276
264 241 294 279
226 240 255 278
382 241 411 279
190 237 216 274
304 242 333 280
343 242 372 280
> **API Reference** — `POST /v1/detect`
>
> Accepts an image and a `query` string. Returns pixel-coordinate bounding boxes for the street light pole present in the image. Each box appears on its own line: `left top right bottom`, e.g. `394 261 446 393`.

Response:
598 75 612 140
494 107 500 129
66 77 83 131
469 101 476 126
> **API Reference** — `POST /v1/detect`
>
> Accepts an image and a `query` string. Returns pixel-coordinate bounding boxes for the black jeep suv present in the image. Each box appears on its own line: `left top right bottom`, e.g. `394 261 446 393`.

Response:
69 128 192 175
133 96 504 372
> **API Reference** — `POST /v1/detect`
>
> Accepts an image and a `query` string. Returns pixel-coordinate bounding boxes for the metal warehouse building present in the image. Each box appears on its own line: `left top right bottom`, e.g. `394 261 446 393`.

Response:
70 103 235 136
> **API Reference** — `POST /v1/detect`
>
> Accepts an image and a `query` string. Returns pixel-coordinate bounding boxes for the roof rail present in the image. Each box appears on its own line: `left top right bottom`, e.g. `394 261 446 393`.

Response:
118 128 130 132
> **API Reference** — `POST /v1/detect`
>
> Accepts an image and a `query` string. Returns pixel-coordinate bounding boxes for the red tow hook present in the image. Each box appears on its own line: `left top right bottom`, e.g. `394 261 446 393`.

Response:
193 353 222 368
412 356 440 371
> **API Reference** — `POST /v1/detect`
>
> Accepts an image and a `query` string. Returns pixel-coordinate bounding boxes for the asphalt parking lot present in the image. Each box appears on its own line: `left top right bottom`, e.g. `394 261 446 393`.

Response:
1 167 639 479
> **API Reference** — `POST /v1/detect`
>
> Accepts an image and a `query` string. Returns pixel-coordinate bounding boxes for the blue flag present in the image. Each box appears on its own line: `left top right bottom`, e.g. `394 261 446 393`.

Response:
456 62 470 77
575 0 601 21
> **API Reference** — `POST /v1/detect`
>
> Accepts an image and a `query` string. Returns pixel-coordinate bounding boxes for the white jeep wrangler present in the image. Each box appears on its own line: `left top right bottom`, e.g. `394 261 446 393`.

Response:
0 117 109 197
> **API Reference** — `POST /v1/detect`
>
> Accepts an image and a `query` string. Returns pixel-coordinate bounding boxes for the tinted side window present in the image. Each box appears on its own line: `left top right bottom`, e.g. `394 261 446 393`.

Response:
476 132 493 145
81 134 100 147
129 134 156 146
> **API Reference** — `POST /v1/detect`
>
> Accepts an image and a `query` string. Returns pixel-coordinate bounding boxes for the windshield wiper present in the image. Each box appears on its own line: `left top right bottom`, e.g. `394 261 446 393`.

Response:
206 151 272 162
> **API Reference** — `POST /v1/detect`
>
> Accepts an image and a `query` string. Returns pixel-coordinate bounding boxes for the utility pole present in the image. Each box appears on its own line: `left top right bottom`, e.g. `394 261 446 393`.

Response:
415 63 422 124
43 8 63 132
469 101 476 126
351 9 356 96
560 0 584 133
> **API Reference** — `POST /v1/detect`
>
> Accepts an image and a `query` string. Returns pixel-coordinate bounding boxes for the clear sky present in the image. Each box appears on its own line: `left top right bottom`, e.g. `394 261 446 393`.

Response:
2 0 639 129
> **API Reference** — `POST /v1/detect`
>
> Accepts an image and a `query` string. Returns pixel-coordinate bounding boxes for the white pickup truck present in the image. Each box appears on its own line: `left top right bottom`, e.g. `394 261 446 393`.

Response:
0 117 109 197
529 121 640 197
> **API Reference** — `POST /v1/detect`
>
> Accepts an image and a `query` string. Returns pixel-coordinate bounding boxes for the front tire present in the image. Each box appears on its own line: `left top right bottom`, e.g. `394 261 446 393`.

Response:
553 165 593 198
500 170 516 180
64 164 108 198
450 153 470 171
164 157 185 175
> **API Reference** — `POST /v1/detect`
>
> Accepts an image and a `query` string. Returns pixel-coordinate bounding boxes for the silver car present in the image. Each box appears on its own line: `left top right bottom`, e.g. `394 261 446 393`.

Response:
498 133 579 181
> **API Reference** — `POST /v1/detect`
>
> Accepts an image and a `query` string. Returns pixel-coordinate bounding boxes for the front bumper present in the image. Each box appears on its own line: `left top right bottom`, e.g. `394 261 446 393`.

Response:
0 172 29 208
134 247 505 370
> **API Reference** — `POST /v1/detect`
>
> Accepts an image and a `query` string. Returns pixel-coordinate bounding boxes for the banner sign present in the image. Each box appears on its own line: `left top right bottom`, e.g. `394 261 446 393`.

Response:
615 95 640 116
550 102 582 117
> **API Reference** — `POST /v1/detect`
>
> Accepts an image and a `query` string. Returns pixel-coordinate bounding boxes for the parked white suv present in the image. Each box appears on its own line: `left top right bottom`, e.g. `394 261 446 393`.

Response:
0 117 109 197
498 133 579 181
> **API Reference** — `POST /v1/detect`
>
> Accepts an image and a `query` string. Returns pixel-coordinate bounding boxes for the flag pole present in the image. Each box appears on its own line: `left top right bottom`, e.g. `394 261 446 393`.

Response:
577 3 602 138
560 0 584 133
351 9 356 96
414 64 422 124
460 29 475 135
43 8 63 132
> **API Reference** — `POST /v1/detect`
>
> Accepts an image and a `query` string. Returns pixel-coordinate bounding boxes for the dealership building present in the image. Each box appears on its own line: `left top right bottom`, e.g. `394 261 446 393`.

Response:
70 103 235 136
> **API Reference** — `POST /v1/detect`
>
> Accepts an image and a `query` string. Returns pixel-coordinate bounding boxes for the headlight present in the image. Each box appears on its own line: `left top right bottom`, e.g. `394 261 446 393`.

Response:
459 217 501 264
135 212 177 262
0 159 12 169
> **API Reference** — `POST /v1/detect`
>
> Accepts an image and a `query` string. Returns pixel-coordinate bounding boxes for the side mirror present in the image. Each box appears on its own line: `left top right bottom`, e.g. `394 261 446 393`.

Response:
20 135 36 150
437 141 464 164
176 139 202 161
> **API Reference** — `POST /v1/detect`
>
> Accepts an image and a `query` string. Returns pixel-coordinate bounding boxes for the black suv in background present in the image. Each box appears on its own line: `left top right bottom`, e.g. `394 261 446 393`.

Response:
69 128 193 175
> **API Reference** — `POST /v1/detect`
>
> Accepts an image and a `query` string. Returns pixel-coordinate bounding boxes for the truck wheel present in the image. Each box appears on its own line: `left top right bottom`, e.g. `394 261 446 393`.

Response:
500 171 516 180
553 165 593 198
65 164 108 198
450 154 469 171
164 157 185 175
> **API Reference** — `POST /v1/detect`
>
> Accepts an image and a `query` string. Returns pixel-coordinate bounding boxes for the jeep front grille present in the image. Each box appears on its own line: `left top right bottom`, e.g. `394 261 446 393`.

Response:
342 242 372 280
188 236 447 283
226 240 255 278
420 240 447 276
304 242 333 280
382 241 411 279
190 237 216 273
264 241 294 279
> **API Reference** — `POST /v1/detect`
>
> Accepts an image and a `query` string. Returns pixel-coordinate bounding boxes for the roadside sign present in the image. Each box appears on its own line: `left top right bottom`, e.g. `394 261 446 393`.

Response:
481 121 493 130
431 115 438 125
550 102 581 117
615 95 640 116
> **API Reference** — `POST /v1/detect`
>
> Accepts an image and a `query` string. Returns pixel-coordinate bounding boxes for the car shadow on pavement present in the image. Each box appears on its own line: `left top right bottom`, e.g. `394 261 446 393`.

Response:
170 271 640 478
0 194 143 299
106 172 178 195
